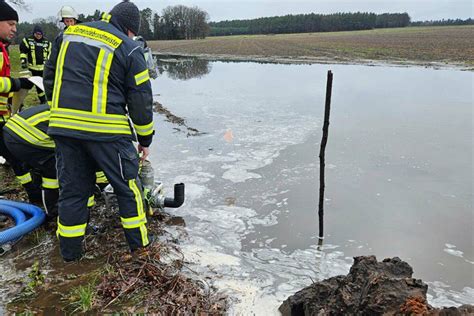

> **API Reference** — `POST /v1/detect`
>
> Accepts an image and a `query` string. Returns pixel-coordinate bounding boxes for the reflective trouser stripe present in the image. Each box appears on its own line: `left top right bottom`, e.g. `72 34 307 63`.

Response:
121 214 147 229
126 179 148 245
17 173 32 185
57 219 87 238
95 171 107 184
134 121 154 137
87 195 95 207
0 78 11 93
42 177 59 189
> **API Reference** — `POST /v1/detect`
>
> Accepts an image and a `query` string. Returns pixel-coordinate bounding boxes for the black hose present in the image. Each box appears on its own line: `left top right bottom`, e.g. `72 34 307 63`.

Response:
164 183 185 208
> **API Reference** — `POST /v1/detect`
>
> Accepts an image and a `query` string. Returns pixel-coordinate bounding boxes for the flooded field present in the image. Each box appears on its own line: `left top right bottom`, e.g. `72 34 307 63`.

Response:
0 58 472 314
151 58 473 313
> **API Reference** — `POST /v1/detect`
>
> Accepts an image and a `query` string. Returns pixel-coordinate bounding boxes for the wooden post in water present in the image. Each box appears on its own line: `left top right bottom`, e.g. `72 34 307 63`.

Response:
318 70 333 242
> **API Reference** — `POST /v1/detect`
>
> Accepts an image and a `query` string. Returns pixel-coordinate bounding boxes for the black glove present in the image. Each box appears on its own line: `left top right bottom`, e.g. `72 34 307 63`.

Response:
20 59 28 69
10 78 34 91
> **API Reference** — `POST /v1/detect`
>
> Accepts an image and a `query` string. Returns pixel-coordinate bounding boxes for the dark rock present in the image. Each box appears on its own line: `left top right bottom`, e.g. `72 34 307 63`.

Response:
279 256 473 316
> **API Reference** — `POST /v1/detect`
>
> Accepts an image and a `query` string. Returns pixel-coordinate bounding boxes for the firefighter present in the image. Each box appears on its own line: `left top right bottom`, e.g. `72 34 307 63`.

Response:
44 0 154 262
58 6 80 29
3 104 109 218
0 0 42 204
3 104 58 215
19 25 51 104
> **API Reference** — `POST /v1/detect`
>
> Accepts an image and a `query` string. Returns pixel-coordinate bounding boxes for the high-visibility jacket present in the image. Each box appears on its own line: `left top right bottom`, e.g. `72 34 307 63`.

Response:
43 15 154 147
0 41 13 121
19 36 51 71
3 104 54 150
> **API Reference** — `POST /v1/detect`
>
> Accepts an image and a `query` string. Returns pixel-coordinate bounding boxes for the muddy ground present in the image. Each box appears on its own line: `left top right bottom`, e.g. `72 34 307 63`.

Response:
0 106 226 314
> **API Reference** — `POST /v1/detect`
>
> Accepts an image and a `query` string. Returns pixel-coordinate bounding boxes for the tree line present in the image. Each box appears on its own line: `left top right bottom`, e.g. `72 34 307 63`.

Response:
12 5 209 44
410 18 473 27
209 12 412 36
10 4 473 44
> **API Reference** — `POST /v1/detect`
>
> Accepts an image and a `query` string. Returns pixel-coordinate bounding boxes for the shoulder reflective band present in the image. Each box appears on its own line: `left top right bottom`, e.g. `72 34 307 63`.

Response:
65 25 122 49
52 41 70 109
57 219 87 238
0 77 11 93
101 13 112 23
42 177 59 189
5 115 55 148
134 69 150 86
134 121 154 136
92 49 114 114
17 172 32 185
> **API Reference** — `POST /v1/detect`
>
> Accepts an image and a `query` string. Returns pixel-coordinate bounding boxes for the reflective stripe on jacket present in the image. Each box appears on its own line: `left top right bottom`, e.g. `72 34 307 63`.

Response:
0 41 12 120
3 104 55 149
19 37 51 71
44 16 154 147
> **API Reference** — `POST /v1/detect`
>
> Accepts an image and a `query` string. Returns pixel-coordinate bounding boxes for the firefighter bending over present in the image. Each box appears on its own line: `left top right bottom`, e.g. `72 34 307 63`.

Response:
44 0 154 262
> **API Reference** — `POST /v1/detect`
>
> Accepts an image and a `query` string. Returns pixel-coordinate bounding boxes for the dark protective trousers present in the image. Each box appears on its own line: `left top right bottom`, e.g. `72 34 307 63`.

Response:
3 132 58 216
54 136 149 261
0 123 42 201
30 69 47 104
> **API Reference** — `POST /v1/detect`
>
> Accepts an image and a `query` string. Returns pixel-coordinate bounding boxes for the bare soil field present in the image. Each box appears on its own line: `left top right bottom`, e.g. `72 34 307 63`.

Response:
148 26 474 68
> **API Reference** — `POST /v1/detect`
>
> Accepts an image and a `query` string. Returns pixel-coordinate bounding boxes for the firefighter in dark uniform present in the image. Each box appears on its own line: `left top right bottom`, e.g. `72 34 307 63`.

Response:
3 104 58 215
19 25 51 104
3 104 108 218
0 0 42 204
44 0 154 262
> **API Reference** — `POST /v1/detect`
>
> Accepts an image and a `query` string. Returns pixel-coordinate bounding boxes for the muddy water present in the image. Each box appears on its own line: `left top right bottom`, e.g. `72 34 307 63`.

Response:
151 59 473 314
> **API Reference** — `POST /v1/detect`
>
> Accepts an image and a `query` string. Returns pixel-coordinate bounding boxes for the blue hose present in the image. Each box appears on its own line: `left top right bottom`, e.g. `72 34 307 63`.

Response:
0 200 46 245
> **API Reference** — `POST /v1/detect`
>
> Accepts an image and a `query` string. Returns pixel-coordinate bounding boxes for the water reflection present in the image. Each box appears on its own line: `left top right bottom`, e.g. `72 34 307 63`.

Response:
156 57 211 81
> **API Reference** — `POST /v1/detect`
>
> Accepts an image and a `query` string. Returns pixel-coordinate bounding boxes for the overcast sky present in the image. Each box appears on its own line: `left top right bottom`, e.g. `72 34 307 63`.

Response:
17 0 473 23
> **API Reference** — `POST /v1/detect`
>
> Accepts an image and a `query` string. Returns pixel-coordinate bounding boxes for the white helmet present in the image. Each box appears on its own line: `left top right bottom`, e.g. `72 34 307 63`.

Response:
59 5 78 20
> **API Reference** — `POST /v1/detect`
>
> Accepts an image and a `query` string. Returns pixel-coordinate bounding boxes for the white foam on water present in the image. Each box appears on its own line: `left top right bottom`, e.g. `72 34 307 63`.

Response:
427 282 474 307
443 244 465 258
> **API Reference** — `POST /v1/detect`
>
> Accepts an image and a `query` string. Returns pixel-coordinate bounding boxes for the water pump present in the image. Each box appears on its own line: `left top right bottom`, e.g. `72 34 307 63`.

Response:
102 160 185 211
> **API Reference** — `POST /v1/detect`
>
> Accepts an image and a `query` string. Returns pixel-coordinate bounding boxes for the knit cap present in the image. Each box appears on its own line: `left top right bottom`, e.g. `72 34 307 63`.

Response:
109 0 140 35
0 0 19 22
33 25 43 35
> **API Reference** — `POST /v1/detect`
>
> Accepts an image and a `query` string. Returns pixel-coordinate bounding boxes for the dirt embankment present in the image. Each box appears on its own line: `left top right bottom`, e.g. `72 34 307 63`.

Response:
0 164 226 314
280 256 474 315
149 26 474 69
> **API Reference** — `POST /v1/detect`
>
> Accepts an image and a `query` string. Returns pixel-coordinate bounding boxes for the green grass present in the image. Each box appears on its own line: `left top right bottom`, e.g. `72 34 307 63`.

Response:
8 45 41 108
69 282 96 313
